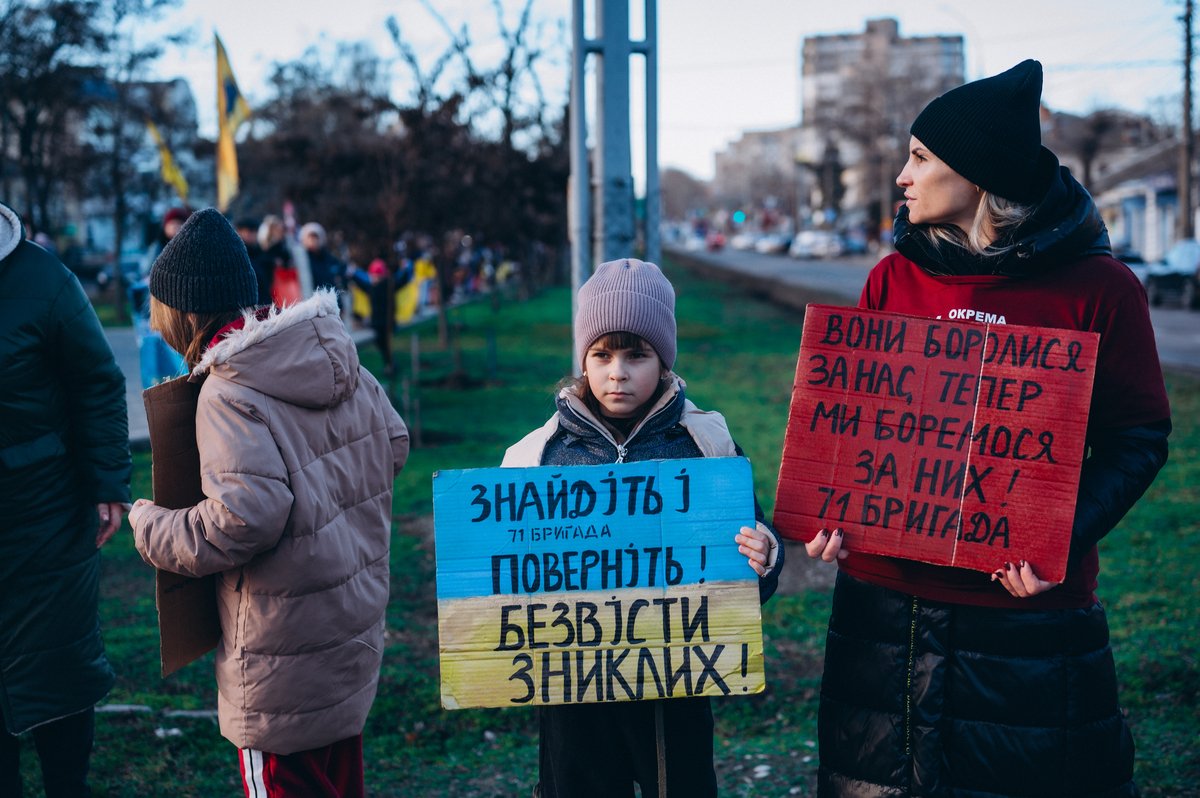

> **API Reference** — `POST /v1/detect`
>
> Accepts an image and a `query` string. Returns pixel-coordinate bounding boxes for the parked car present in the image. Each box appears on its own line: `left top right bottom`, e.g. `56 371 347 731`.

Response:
840 231 870 256
789 229 844 259
729 231 760 251
1143 240 1200 309
754 233 792 255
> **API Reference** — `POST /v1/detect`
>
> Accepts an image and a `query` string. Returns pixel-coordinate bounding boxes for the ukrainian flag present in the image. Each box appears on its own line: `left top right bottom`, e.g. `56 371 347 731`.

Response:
146 120 189 204
215 32 251 212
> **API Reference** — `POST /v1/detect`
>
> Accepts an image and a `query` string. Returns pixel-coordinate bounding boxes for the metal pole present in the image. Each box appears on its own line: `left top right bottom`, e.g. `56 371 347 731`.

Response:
594 0 635 264
1180 0 1195 240
570 0 593 376
642 0 661 265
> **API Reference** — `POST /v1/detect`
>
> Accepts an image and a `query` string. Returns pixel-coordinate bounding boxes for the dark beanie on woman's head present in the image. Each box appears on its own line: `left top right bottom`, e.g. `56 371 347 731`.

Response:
910 59 1048 203
149 208 259 313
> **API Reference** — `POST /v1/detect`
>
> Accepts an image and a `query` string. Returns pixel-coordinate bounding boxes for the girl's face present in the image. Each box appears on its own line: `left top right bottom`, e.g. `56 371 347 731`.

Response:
896 136 981 231
584 337 664 419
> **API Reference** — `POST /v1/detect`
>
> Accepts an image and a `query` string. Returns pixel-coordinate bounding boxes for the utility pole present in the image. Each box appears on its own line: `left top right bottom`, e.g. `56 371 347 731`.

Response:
1180 0 1194 240
569 0 660 373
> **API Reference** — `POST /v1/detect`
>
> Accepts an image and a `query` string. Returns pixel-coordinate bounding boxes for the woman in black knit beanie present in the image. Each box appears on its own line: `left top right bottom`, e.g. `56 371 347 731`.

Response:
802 60 1170 797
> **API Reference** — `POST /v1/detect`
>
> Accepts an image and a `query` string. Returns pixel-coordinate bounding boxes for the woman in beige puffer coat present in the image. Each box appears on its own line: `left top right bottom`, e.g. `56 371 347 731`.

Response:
128 209 408 797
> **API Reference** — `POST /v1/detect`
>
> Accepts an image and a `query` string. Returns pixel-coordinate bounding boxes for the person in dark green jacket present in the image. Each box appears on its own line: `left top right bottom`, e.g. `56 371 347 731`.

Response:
0 201 131 798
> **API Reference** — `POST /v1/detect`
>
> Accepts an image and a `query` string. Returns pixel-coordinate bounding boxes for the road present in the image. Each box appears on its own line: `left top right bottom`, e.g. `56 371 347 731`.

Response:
667 244 1200 375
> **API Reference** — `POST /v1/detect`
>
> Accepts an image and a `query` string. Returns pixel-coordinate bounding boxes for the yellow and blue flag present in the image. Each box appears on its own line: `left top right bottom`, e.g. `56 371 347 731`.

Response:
146 120 189 204
215 32 251 212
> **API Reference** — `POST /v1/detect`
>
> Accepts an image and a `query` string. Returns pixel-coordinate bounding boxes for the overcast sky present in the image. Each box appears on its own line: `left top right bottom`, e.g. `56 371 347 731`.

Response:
144 0 1184 181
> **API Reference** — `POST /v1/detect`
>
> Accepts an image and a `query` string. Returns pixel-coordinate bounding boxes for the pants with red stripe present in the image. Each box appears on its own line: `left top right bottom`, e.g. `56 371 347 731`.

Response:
239 734 364 798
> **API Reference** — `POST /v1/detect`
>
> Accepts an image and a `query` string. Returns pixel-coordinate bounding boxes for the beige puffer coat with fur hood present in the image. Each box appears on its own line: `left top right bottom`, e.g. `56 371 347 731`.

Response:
131 290 409 754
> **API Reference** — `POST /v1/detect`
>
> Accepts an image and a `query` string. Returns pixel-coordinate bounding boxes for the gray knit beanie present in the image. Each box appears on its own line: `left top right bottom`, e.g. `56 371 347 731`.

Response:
910 59 1049 203
574 258 676 369
149 207 259 313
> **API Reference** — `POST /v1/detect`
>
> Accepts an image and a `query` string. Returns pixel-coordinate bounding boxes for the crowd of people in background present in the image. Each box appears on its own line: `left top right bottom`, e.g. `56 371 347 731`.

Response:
102 206 525 386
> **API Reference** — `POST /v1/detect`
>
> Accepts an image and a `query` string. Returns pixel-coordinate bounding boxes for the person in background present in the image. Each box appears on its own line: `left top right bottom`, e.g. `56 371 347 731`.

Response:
132 206 190 387
299 221 345 293
502 258 784 797
803 60 1169 798
346 256 396 376
256 214 295 308
235 217 266 303
128 209 409 798
0 200 131 798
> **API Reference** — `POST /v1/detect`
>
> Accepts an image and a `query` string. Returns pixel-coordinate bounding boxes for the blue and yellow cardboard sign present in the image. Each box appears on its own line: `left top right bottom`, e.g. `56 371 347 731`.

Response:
433 457 766 709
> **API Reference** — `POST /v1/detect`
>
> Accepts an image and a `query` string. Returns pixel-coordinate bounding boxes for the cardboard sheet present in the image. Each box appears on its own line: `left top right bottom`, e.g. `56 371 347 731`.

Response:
143 376 220 677
774 305 1098 583
433 458 765 709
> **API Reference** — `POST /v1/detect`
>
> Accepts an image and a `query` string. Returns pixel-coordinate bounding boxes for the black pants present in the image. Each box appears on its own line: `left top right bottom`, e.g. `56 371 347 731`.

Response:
0 706 95 798
537 698 717 798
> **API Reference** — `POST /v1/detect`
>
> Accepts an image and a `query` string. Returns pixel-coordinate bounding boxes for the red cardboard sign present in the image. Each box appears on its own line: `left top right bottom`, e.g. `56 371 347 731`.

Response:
774 305 1098 583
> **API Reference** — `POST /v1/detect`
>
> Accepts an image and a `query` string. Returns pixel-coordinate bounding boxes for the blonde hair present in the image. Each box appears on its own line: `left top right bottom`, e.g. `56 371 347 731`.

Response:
149 297 243 369
922 191 1034 255
257 215 284 251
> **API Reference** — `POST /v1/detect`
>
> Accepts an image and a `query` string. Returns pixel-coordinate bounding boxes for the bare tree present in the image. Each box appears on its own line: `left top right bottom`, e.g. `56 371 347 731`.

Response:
0 0 109 230
88 0 187 319
660 167 710 221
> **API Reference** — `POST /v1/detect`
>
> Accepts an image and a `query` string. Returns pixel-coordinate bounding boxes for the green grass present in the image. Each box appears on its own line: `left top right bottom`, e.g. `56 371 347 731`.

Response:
20 263 1198 796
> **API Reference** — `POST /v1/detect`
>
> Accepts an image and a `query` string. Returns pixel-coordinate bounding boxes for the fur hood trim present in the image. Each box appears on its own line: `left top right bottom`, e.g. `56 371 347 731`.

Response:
193 289 341 377
0 203 23 262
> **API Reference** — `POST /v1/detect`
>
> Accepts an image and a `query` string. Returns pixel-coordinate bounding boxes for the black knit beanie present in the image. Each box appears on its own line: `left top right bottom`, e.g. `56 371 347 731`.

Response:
149 207 259 313
910 59 1047 203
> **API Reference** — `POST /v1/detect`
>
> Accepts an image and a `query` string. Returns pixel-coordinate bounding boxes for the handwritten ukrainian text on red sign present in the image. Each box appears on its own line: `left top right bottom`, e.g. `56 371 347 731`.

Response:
774 305 1098 582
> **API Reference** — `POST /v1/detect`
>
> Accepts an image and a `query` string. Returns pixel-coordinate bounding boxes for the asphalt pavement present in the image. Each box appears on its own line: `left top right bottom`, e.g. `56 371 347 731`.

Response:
106 326 150 446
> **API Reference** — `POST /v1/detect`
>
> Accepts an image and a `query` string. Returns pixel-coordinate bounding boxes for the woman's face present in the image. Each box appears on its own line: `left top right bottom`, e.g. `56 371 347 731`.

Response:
896 136 982 231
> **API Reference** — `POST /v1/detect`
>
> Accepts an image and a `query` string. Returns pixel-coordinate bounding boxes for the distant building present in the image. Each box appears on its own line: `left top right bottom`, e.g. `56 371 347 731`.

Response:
801 18 963 133
712 126 805 221
798 18 965 236
80 77 210 259
1040 106 1175 260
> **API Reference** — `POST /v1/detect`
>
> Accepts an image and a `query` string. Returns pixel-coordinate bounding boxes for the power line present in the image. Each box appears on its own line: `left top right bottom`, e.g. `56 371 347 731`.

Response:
1046 59 1178 72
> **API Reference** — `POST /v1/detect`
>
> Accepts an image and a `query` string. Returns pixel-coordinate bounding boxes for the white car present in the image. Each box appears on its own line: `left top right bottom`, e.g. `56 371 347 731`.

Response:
789 230 844 259
754 233 791 255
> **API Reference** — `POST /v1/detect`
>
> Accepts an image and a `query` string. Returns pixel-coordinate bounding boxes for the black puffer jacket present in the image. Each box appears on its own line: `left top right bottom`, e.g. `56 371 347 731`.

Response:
0 202 130 733
819 572 1135 797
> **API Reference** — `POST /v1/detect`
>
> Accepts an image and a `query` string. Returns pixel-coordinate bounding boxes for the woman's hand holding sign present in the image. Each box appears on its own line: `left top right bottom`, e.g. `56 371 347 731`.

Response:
804 528 848 563
991 559 1060 598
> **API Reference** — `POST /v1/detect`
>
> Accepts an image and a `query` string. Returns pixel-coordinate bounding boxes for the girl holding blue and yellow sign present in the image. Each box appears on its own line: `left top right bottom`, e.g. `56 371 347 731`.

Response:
500 257 785 798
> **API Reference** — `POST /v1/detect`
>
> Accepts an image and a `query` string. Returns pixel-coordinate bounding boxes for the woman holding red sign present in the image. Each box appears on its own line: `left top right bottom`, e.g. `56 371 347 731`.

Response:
803 60 1170 797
